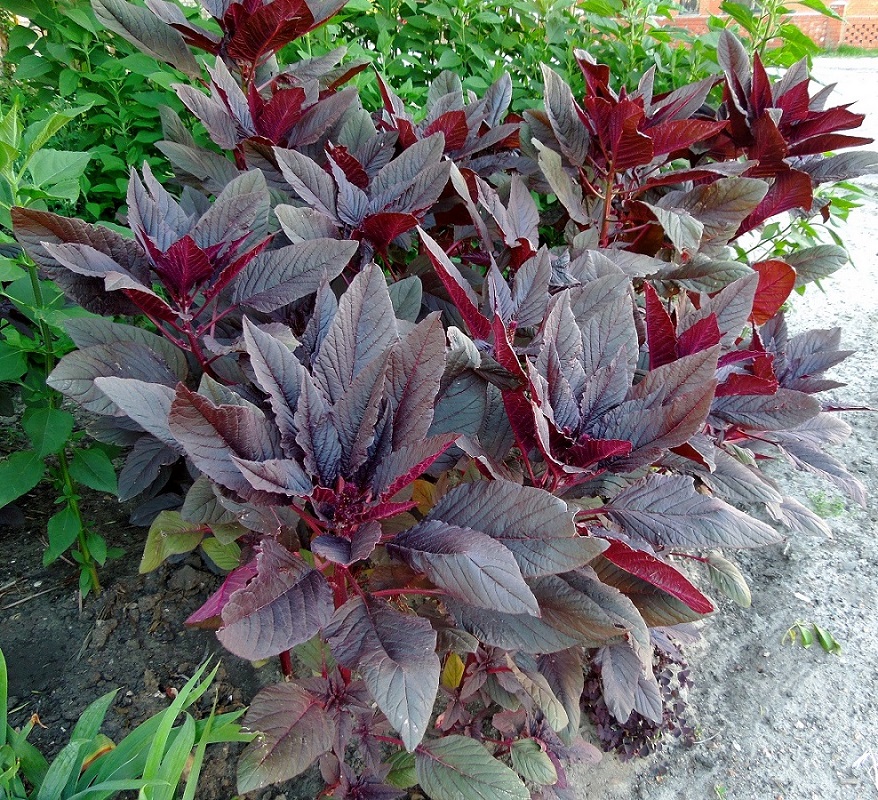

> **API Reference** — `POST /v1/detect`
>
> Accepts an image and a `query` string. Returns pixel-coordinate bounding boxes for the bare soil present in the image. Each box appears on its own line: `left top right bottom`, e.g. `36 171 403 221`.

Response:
1 55 875 800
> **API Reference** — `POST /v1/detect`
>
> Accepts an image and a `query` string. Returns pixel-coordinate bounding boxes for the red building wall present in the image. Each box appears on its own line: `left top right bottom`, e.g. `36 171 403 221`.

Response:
672 0 878 49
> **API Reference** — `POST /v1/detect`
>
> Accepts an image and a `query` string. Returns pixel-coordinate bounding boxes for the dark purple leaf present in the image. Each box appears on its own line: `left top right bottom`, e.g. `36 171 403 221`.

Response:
232 239 358 313
541 65 589 165
445 598 580 653
92 0 200 77
594 643 641 724
12 207 149 315
117 436 178 501
312 262 398 403
218 539 333 660
64 317 187 380
168 384 281 496
274 147 337 217
286 87 357 147
237 682 336 793
537 649 584 745
331 349 389 474
241 318 302 456
372 435 457 499
386 313 446 448
389 520 540 616
311 521 382 566
605 473 781 548
415 736 529 800
425 479 602 577
231 456 313 496
294 370 341 486
324 596 440 750
710 388 821 430
48 345 177 417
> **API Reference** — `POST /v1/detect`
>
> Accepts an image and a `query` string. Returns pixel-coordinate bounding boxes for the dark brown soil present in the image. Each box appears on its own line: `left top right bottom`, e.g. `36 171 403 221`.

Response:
0 481 271 799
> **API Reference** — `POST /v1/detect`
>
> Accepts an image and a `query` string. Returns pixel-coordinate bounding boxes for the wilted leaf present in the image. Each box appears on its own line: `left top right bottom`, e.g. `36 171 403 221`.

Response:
706 550 751 607
141 510 205 573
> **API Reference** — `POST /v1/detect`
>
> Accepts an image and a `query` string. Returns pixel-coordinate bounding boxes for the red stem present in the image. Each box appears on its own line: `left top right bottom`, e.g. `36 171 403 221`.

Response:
670 551 709 563
574 506 609 518
371 588 446 599
279 650 293 679
372 734 405 747
290 502 324 537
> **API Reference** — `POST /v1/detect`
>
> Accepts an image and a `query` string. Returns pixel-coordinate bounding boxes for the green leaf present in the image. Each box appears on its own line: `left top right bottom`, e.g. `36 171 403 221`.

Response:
45 505 83 565
385 750 417 788
793 0 842 18
36 740 85 800
27 149 91 201
14 54 51 82
0 342 27 381
0 105 21 152
71 690 118 743
86 531 108 566
22 407 75 457
415 736 529 800
59 69 82 97
0 257 26 281
510 739 558 786
23 106 91 156
201 538 241 572
141 511 205 573
69 447 117 494
813 624 841 655
0 450 45 507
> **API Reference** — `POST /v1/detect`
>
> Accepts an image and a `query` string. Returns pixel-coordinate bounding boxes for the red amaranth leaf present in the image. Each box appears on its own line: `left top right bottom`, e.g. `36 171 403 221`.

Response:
186 559 258 627
644 282 677 369
750 260 796 325
359 212 419 250
424 110 469 152
602 540 714 614
676 314 721 357
225 0 315 65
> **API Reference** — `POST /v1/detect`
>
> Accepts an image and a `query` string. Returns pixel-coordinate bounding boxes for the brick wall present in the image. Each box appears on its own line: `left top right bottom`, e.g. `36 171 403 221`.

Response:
841 16 878 46
669 0 878 49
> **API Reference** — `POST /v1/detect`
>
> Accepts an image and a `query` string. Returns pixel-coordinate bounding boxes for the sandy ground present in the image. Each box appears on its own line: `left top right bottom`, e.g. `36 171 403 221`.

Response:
572 57 878 800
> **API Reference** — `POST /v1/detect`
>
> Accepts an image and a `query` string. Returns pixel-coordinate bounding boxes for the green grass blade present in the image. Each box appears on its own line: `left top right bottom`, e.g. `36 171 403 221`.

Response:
66 778 169 800
0 648 7 749
35 741 84 800
71 690 118 744
182 695 217 800
139 661 215 799
153 714 196 800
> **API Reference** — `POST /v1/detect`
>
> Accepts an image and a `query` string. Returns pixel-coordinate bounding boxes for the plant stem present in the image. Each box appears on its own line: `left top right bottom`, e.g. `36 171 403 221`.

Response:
57 437 100 594
25 259 99 594
279 650 293 679
371 587 446 599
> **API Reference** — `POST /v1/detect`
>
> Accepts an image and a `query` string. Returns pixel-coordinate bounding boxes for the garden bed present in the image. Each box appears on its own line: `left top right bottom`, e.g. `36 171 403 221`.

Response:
1 57 876 800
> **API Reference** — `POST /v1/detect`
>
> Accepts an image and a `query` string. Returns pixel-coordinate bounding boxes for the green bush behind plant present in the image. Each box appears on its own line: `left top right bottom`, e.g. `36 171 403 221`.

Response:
0 0 202 223
288 0 719 110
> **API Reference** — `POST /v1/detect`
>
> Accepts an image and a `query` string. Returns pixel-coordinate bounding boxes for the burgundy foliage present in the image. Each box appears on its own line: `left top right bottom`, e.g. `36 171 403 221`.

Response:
13 5 873 796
